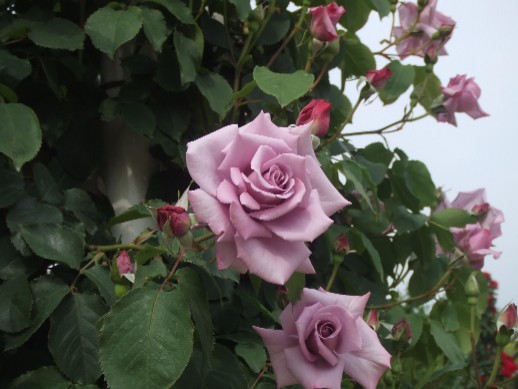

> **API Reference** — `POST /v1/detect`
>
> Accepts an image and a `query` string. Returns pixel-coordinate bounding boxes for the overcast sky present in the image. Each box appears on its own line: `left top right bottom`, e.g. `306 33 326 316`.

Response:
340 0 517 307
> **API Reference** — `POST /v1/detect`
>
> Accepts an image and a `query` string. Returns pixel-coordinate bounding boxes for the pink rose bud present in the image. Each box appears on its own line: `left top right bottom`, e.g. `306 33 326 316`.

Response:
296 99 332 137
156 205 191 237
335 233 350 254
116 250 134 275
392 319 412 343
436 75 489 126
498 304 517 331
366 309 380 331
309 2 346 42
366 66 393 89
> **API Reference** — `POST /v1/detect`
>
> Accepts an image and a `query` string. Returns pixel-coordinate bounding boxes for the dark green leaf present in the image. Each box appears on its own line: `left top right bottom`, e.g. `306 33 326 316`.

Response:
235 342 266 373
253 66 314 107
64 188 99 235
285 271 305 303
0 103 42 171
177 267 214 359
0 49 32 81
228 0 251 20
405 160 437 208
174 26 203 85
389 204 427 233
342 38 376 78
84 266 116 306
408 255 446 297
107 202 151 227
195 71 233 117
4 275 69 350
8 366 71 389
348 229 384 280
142 7 169 52
341 159 376 210
100 286 194 389
20 223 85 269
410 226 436 263
379 61 415 104
0 236 41 280
0 168 24 208
120 102 156 137
133 258 167 288
85 6 143 59
413 66 442 110
135 245 166 266
0 275 33 332
369 0 391 18
144 0 193 24
256 12 290 46
6 197 62 231
340 0 371 32
33 162 63 205
49 293 108 384
429 320 466 365
28 18 84 50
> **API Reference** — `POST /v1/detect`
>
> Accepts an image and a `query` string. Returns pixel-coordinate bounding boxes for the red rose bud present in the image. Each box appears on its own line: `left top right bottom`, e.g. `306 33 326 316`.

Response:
391 319 412 343
309 2 346 42
116 250 134 275
296 99 332 137
365 66 393 89
498 303 517 331
335 233 350 254
366 309 380 331
157 205 191 237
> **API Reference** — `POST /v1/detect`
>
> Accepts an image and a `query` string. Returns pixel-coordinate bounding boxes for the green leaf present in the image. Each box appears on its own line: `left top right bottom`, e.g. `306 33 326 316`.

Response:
100 286 194 389
176 267 214 359
389 204 427 234
20 224 85 269
430 208 476 228
340 0 371 32
195 71 233 117
107 202 151 227
6 197 62 231
133 258 167 288
0 236 41 280
410 226 436 263
235 342 267 373
408 255 446 297
33 162 63 205
413 66 442 110
8 366 71 389
143 0 193 23
174 26 204 85
342 38 376 78
0 103 42 171
0 275 33 332
285 271 305 303
253 66 314 107
0 49 32 81
84 266 116 306
135 245 167 266
348 229 384 280
0 168 24 208
341 159 376 211
429 319 466 365
405 160 437 208
120 102 156 137
27 18 84 50
379 61 415 104
64 188 99 235
4 275 69 350
228 0 251 21
369 0 391 18
256 13 290 46
85 6 143 59
49 293 108 384
141 7 169 52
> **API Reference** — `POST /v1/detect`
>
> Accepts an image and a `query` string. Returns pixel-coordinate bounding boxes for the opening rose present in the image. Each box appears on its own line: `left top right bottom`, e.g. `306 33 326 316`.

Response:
254 288 391 389
186 112 349 284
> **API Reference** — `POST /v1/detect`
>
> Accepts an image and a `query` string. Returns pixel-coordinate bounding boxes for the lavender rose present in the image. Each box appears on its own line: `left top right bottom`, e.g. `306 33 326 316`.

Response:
254 288 391 389
186 112 349 284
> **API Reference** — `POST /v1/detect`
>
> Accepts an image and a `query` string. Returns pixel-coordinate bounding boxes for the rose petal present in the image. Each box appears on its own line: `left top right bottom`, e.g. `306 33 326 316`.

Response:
189 189 234 241
230 202 272 240
239 192 261 211
240 111 299 151
302 288 370 318
296 258 316 274
249 179 307 221
216 179 238 205
186 124 238 196
294 302 324 362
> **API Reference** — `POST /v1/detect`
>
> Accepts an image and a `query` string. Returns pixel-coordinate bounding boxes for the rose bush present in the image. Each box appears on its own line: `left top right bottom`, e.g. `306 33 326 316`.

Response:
186 112 349 284
254 288 391 389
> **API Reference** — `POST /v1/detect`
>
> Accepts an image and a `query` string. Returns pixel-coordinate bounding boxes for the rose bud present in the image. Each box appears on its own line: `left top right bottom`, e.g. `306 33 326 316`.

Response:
497 303 517 331
156 205 191 237
309 2 346 42
116 250 134 275
365 66 393 89
391 318 412 343
366 309 380 331
296 99 332 137
334 233 350 254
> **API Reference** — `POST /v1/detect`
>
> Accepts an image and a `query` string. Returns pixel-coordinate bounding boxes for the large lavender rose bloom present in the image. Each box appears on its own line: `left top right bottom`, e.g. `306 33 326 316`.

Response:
186 112 349 284
254 288 391 389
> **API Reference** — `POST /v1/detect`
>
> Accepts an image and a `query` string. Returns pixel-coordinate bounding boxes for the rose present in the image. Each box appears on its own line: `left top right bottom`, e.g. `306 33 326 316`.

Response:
436 75 489 126
116 250 134 275
296 99 332 137
365 66 393 89
309 2 346 42
450 224 501 269
156 205 191 237
186 112 349 284
393 0 455 58
254 288 391 389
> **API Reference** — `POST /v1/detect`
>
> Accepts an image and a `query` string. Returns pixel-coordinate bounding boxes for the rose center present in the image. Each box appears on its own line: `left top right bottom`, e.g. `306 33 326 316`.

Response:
317 321 335 338
263 164 289 189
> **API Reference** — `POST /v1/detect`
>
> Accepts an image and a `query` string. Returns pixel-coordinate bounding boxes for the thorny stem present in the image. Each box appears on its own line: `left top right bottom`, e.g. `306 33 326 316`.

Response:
161 248 185 290
87 243 143 252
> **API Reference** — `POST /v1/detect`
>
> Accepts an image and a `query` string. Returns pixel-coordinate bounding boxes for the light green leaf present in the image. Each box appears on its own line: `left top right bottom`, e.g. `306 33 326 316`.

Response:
28 18 84 50
84 266 116 306
4 275 69 350
142 7 169 52
100 286 194 389
0 103 42 171
20 223 85 269
413 66 442 110
253 66 314 107
49 293 108 384
144 0 193 23
430 208 476 228
379 61 415 104
0 275 33 332
0 168 24 208
85 6 143 59
340 0 371 32
195 71 233 117
8 366 71 389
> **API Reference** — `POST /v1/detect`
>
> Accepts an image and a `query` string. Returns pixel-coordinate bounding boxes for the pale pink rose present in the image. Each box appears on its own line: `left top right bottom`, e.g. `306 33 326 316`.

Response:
296 99 332 137
497 303 517 330
436 75 489 126
450 188 504 239
365 66 393 89
254 288 391 389
116 250 134 275
393 0 455 59
309 2 346 42
186 112 350 284
450 224 501 269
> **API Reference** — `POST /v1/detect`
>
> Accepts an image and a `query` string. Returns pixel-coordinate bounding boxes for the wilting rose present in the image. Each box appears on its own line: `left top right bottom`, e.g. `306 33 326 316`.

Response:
186 112 349 284
365 66 393 89
116 250 134 275
156 205 191 237
309 2 346 42
254 288 391 389
393 0 455 58
497 303 517 331
436 75 489 126
450 224 501 269
296 99 332 137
